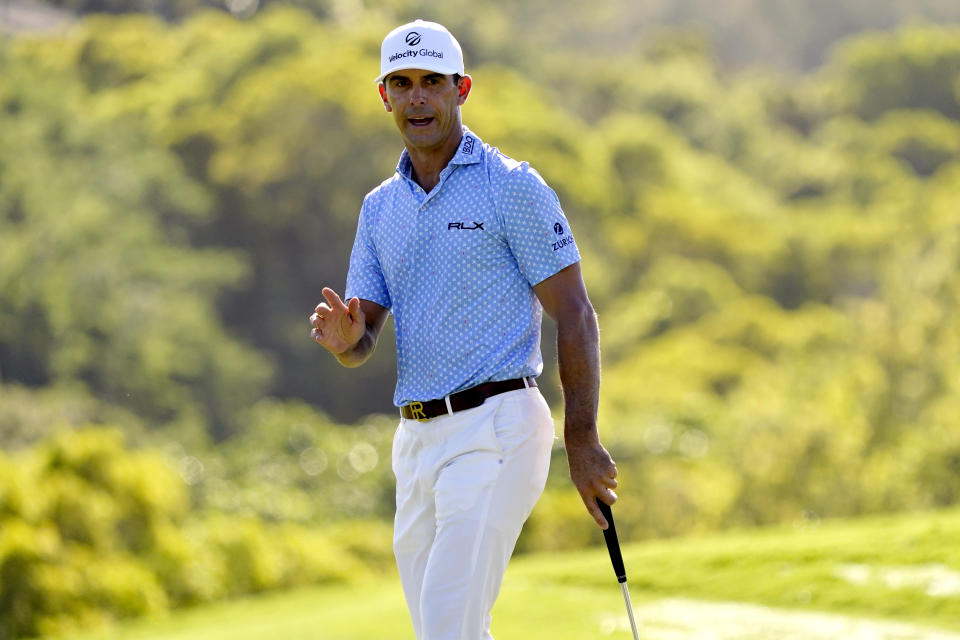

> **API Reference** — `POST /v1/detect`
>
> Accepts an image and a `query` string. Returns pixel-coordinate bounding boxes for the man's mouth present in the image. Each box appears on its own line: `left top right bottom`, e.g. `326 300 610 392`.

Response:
408 116 435 127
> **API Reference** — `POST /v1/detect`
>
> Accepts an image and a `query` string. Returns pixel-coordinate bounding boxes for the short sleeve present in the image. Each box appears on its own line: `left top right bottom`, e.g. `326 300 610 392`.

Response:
345 198 392 309
499 164 581 286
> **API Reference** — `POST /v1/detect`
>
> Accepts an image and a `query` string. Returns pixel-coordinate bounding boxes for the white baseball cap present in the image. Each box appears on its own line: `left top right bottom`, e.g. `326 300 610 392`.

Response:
376 19 465 83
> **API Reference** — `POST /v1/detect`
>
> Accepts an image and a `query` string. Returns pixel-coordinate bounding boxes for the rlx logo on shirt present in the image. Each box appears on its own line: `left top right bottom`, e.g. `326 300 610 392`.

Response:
448 221 485 230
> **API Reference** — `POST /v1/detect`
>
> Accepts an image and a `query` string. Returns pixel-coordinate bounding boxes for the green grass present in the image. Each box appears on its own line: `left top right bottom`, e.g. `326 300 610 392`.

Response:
533 507 960 629
50 508 960 640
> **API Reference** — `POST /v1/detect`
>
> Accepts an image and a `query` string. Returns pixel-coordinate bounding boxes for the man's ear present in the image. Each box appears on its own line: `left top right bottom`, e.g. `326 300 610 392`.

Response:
378 83 392 112
456 75 472 106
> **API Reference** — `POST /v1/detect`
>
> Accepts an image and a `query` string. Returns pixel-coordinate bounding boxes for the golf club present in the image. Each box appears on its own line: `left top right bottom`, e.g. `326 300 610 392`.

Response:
597 498 641 640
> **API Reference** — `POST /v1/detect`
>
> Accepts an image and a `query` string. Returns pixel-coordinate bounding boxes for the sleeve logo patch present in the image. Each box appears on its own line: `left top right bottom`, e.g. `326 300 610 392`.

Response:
553 222 564 235
552 236 575 251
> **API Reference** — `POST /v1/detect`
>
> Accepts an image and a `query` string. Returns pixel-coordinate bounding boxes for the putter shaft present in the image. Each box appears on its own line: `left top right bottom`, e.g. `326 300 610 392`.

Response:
620 581 641 640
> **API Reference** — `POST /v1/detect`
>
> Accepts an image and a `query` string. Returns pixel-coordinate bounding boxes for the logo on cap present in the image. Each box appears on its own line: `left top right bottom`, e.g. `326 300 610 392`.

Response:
405 32 421 46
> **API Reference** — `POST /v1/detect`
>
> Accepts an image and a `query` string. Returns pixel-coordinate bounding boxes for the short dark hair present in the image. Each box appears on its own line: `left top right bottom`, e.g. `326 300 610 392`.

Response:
381 73 463 88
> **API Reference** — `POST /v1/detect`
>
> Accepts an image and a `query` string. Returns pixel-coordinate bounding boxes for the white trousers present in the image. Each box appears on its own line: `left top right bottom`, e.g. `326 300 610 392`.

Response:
392 387 555 640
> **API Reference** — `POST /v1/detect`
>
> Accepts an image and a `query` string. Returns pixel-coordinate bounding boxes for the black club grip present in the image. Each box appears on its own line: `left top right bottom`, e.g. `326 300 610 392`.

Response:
596 498 627 583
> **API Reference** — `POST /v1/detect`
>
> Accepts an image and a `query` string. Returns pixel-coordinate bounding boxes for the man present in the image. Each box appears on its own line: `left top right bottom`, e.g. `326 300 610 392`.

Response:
310 19 618 640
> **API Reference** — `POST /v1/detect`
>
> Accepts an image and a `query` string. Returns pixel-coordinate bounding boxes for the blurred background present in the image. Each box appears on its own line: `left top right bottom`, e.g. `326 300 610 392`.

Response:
1 0 960 637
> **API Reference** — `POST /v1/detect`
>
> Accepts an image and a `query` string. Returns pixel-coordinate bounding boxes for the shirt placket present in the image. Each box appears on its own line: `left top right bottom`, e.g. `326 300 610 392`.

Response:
395 160 467 399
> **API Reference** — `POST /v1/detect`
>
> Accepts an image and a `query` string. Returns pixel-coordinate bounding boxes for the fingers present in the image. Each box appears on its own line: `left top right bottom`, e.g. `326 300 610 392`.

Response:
584 493 608 529
583 488 618 529
311 294 336 344
577 473 619 529
599 473 619 513
313 289 352 331
310 290 364 354
569 446 619 528
599 488 619 506
601 465 619 489
322 287 348 313
310 309 327 329
346 296 362 323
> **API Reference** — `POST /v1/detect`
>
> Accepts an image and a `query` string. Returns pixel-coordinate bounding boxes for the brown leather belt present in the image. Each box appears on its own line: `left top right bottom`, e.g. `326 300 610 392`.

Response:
400 377 537 421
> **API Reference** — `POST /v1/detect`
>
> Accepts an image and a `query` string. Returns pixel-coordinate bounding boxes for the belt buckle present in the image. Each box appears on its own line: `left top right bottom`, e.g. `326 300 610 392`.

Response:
408 401 428 422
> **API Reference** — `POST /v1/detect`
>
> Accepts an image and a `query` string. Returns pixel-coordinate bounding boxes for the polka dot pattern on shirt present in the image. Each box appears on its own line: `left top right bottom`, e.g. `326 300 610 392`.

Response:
345 128 581 406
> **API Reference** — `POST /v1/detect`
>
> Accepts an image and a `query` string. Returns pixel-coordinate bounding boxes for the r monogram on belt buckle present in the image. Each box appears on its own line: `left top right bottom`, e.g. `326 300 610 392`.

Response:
408 401 427 422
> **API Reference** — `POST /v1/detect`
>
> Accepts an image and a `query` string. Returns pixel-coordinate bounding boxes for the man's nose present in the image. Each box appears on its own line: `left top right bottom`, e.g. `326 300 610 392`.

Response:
409 84 426 104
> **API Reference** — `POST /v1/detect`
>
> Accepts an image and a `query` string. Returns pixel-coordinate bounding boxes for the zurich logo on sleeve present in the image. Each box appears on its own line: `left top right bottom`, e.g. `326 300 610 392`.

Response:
552 221 574 251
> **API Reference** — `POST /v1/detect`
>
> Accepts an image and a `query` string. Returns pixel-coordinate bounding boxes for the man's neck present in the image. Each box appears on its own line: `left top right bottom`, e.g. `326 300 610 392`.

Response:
405 127 464 193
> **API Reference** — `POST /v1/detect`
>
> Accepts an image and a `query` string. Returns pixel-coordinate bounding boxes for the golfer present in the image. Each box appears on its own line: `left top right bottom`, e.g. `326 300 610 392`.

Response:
310 19 618 639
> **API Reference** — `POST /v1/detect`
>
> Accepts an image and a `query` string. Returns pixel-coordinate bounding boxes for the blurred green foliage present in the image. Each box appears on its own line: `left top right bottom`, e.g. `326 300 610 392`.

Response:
2 5 960 636
0 41 270 440
0 428 392 638
5 6 959 425
39 0 960 72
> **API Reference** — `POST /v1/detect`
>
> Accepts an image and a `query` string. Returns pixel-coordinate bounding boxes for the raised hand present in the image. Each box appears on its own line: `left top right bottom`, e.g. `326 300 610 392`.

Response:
310 287 367 356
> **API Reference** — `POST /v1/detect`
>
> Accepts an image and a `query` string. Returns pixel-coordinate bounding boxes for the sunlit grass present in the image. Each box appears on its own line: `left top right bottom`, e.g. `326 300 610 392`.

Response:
50 508 960 640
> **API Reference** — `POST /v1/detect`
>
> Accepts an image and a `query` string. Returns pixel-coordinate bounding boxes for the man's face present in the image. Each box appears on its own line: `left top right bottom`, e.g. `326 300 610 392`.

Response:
379 69 471 153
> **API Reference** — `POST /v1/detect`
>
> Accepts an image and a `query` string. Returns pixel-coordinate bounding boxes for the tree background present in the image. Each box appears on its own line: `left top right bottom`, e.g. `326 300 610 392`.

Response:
1 0 960 636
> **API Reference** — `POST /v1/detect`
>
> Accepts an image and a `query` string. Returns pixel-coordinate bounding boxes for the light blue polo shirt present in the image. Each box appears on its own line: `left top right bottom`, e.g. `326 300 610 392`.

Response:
345 128 581 406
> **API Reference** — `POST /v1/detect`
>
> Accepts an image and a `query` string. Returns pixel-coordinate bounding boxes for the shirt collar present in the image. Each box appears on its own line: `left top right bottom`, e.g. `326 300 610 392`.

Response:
451 127 482 166
395 127 483 179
